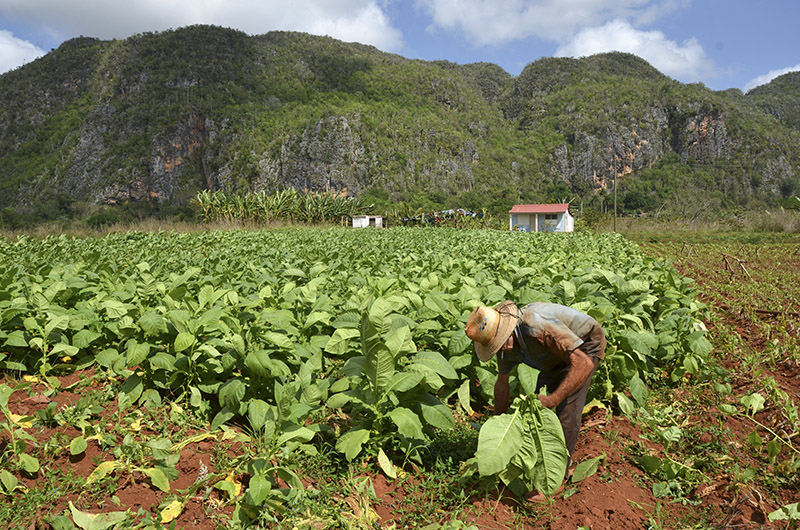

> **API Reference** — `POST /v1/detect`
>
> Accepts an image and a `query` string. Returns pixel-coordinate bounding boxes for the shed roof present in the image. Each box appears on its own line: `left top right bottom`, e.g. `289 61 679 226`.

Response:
509 203 570 214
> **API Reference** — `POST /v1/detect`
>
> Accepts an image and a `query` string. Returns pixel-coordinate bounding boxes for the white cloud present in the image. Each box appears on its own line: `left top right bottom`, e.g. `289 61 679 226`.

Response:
555 19 715 81
304 2 403 50
415 0 683 46
0 30 46 73
744 64 800 92
0 0 403 52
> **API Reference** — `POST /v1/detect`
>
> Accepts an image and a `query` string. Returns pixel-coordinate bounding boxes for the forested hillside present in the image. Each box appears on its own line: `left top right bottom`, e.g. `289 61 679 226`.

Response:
0 25 798 225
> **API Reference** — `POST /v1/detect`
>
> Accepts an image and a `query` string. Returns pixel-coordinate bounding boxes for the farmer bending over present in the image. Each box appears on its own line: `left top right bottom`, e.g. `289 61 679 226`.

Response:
465 301 606 496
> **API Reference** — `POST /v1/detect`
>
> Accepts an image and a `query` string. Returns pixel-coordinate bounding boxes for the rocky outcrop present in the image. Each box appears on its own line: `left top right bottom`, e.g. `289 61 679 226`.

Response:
1 27 798 215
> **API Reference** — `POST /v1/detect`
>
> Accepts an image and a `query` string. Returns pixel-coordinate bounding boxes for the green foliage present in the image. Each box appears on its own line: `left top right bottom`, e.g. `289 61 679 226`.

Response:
328 297 455 463
747 71 800 131
0 383 40 476
195 188 372 224
2 27 799 224
474 393 568 497
0 226 715 498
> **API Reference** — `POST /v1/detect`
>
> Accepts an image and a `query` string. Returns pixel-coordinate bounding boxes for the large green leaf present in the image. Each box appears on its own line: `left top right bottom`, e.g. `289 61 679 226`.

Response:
71 329 101 349
382 372 424 396
276 424 315 445
262 332 294 350
476 409 523 476
101 300 128 320
418 394 455 430
628 374 648 406
384 325 416 358
457 379 471 413
247 473 270 506
245 350 272 378
517 364 539 396
769 503 800 522
139 312 167 336
530 403 568 495
389 407 424 440
126 341 150 367
405 362 445 391
324 328 360 355
68 501 128 530
0 469 17 494
218 378 246 411
571 454 604 483
70 436 87 456
118 374 143 405
19 453 40 474
174 332 195 352
410 351 458 380
247 399 272 431
448 331 472 356
361 302 396 399
3 330 28 348
336 428 370 461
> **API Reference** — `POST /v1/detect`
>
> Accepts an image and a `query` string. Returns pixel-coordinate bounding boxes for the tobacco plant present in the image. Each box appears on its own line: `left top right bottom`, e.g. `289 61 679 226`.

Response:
0 228 716 486
326 296 455 464
470 365 568 497
0 383 40 479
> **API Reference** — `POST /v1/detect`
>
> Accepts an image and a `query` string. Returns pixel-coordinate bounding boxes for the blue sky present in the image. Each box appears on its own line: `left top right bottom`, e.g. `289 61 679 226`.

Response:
1 0 798 92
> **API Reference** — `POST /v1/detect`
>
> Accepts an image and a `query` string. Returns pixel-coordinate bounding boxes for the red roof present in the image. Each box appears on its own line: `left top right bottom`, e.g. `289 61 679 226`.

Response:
509 203 570 214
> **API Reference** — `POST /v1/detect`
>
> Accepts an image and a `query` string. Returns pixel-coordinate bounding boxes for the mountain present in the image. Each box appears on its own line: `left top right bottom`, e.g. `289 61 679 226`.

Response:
0 25 798 224
747 71 800 132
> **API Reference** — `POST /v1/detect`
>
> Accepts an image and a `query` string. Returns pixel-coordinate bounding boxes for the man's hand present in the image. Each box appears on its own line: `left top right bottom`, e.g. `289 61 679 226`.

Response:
538 394 559 409
537 348 595 410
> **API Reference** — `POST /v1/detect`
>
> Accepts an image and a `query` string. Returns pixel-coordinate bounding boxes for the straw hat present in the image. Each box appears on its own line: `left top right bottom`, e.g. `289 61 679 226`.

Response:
465 300 519 362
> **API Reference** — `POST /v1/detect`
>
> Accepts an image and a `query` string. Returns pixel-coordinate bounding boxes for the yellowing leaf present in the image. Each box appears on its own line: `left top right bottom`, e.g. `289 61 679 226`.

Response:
219 426 249 443
68 501 128 530
377 448 397 479
61 356 72 362
159 500 184 523
9 413 33 428
171 431 216 452
582 398 608 414
87 461 122 484
225 471 243 497
128 418 141 432
142 468 170 492
23 376 40 383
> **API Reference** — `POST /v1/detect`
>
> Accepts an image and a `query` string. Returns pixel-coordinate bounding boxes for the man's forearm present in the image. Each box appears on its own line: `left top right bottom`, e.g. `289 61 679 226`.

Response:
494 373 510 414
539 348 594 408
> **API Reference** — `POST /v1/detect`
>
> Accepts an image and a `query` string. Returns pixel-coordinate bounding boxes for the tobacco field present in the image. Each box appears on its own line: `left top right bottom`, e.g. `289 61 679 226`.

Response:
0 227 797 529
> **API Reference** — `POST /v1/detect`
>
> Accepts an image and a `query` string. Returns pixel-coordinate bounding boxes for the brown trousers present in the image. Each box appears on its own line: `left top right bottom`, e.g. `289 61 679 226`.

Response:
536 327 605 460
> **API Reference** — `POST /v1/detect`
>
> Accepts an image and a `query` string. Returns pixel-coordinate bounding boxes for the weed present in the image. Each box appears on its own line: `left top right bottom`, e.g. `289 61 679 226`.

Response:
0 467 97 527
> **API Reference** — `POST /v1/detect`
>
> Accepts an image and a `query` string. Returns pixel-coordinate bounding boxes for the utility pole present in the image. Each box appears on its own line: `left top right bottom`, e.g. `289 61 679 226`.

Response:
613 156 618 232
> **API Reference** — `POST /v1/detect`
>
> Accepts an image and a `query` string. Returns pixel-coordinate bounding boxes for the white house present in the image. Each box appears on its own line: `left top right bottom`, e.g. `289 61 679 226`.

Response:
351 215 383 228
509 203 574 232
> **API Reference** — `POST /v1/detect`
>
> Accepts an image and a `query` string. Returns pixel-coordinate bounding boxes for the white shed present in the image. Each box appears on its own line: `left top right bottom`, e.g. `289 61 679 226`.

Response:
509 203 574 232
352 215 384 228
